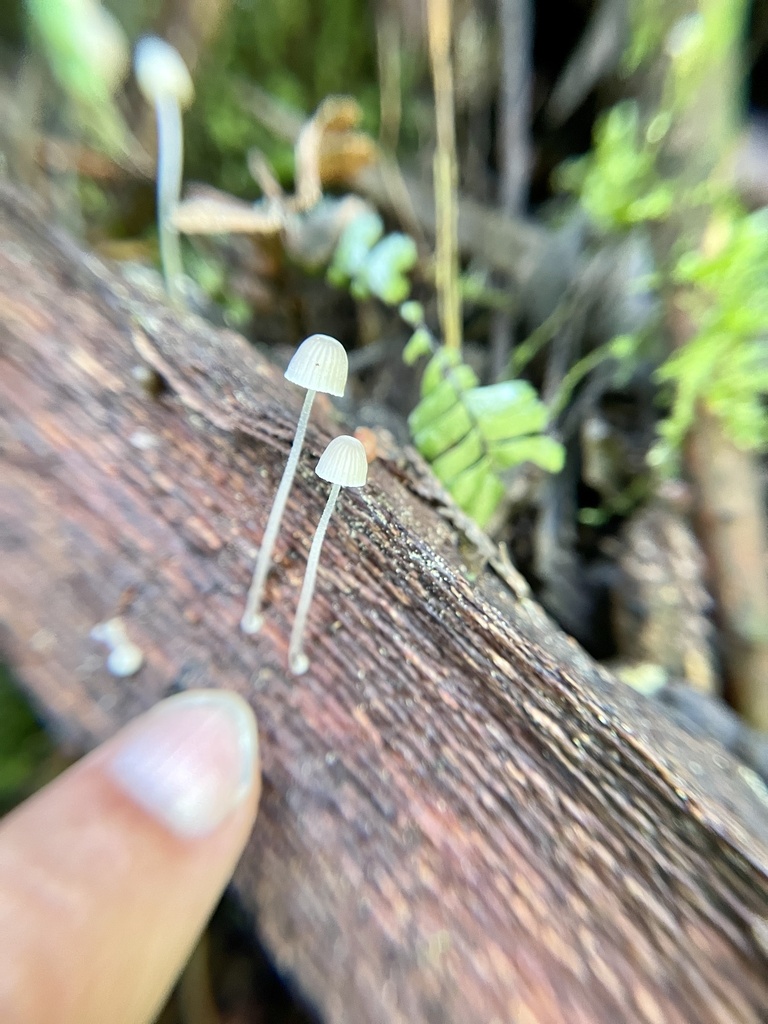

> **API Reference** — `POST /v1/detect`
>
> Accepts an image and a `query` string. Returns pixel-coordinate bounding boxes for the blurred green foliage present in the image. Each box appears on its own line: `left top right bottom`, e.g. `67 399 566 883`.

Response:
0 665 53 816
328 209 418 304
558 0 765 474
184 0 379 197
25 0 131 155
654 208 768 462
555 102 675 230
626 0 744 87
22 0 382 197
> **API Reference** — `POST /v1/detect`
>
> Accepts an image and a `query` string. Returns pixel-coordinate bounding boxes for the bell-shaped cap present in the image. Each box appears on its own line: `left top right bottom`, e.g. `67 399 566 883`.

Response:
284 334 348 397
315 436 368 487
134 36 194 108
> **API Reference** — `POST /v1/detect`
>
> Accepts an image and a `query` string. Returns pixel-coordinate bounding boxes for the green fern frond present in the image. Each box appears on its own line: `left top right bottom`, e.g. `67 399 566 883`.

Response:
408 349 564 526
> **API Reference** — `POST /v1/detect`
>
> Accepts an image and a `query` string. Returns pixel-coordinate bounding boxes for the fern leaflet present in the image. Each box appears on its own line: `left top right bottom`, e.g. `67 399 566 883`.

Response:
406 346 564 526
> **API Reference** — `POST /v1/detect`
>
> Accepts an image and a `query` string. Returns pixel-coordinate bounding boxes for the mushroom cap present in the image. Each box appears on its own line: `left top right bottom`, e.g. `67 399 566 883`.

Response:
134 36 194 108
284 333 348 397
315 435 368 487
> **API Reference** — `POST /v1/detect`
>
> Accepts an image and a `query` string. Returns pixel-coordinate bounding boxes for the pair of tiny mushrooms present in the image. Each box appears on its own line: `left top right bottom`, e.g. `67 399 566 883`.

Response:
241 334 367 675
133 39 367 672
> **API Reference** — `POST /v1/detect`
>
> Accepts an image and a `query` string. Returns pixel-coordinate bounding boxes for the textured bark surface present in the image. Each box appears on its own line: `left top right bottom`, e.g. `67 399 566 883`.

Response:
1 182 768 1024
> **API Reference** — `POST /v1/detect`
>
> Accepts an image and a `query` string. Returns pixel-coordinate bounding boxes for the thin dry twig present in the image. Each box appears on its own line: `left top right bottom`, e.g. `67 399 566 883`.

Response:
426 0 462 352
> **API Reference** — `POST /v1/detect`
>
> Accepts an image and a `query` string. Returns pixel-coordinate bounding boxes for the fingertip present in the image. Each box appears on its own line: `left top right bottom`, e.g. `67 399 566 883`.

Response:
0 689 262 1024
104 689 260 839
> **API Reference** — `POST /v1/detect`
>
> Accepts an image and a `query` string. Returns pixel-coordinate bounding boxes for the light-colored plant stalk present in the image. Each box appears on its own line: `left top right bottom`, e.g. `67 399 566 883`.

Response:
155 92 185 303
426 0 462 352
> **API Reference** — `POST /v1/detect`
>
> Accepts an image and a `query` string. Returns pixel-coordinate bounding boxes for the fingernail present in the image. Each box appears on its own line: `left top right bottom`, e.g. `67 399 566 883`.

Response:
106 690 258 838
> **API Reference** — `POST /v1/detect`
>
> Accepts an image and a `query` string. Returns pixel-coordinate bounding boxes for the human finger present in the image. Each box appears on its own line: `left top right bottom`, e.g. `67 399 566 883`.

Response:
0 689 260 1024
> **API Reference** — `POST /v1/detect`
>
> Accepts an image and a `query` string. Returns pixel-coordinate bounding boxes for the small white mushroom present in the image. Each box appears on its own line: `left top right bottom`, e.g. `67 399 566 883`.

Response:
134 36 194 306
288 435 368 675
91 617 144 677
241 334 348 634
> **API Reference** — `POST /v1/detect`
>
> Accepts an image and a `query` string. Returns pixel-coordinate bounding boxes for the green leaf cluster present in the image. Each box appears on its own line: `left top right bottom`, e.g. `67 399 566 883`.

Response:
408 349 564 526
653 209 768 461
556 102 674 231
558 59 767 468
328 210 417 305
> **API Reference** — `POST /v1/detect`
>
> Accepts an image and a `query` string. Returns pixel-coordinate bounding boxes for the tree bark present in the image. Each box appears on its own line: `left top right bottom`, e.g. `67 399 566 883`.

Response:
1 182 768 1024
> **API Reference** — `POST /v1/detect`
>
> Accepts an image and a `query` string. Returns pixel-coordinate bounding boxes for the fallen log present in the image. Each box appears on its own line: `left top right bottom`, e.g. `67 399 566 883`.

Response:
1 182 767 1024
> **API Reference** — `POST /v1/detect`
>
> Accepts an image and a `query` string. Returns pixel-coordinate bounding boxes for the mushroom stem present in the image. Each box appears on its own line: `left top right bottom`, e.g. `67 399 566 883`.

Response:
241 388 316 634
289 483 341 675
155 92 185 305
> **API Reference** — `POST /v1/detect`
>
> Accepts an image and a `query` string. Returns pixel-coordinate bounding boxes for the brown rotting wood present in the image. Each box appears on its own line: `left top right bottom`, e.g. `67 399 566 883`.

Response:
1 183 768 1024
